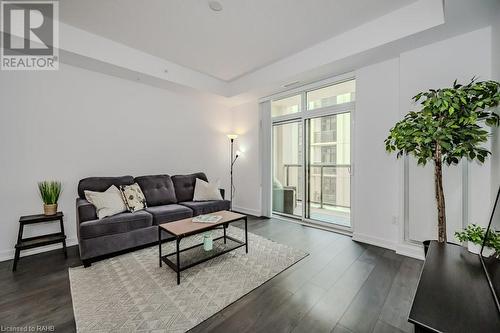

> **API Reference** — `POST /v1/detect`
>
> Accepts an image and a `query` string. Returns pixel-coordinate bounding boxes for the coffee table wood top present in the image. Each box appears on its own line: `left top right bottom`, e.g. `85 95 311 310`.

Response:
159 210 246 237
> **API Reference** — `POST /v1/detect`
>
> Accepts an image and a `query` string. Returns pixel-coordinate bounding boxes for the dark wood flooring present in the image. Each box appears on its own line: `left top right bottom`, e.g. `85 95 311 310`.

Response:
0 216 423 333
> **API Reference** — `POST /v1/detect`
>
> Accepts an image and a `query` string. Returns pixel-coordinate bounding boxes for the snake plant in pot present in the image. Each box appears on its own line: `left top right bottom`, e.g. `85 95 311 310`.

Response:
385 79 500 243
38 181 62 215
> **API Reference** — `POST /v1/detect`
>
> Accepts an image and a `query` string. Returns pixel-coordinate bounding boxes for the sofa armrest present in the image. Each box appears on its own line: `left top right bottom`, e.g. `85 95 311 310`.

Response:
219 188 225 200
76 198 97 223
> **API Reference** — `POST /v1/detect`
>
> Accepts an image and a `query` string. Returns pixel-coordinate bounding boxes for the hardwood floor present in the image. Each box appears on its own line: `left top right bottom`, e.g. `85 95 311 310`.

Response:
0 216 423 333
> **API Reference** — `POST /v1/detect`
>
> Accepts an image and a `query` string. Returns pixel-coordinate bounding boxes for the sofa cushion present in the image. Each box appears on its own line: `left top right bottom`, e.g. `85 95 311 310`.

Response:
171 172 208 203
179 200 230 216
145 204 193 225
79 210 153 239
135 175 177 206
78 176 134 199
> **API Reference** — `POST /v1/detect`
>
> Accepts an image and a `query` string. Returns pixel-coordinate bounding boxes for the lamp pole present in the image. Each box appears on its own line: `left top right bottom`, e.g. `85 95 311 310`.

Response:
227 134 238 210
230 137 234 210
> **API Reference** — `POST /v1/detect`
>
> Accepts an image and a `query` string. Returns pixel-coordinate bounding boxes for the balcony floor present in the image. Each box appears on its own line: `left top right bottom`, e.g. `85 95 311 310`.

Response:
294 202 351 227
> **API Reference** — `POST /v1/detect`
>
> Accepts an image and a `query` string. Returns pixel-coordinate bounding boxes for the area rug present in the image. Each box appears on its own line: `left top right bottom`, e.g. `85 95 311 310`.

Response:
69 226 307 332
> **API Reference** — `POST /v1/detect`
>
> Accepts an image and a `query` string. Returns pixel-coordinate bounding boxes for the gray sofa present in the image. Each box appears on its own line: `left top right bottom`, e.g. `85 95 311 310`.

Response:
76 172 230 266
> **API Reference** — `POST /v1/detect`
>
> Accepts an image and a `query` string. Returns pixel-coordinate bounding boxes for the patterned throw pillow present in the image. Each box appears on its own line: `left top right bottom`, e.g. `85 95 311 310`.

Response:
120 183 147 212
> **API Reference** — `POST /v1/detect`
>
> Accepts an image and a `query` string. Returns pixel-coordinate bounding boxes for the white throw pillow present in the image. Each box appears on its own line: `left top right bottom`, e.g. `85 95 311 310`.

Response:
85 185 127 219
193 178 223 201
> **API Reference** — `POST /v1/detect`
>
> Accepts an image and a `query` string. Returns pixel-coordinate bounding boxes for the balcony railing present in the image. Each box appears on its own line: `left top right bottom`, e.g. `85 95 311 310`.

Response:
283 163 351 209
312 130 336 143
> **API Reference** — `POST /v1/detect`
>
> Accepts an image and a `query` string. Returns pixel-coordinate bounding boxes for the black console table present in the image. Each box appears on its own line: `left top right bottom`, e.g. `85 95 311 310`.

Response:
409 241 500 332
13 212 67 271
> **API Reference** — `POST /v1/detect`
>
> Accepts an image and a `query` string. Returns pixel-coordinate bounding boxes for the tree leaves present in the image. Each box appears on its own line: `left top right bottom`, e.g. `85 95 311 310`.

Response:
385 79 500 165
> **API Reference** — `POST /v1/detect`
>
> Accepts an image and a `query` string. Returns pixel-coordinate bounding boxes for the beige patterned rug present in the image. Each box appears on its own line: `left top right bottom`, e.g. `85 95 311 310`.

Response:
69 226 307 332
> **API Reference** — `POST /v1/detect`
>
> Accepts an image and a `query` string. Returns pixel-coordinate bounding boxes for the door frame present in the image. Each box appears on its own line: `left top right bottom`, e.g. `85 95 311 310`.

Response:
263 73 356 233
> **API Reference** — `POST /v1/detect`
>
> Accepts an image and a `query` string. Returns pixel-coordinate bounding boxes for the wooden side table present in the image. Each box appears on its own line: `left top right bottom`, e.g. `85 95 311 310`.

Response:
13 212 67 271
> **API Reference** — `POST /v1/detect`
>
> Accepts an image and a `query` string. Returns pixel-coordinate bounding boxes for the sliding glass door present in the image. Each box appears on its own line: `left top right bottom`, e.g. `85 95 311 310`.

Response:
306 113 351 226
272 121 302 217
270 78 355 230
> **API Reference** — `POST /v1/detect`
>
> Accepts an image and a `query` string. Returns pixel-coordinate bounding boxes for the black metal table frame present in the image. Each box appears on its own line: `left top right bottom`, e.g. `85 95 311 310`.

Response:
158 215 248 285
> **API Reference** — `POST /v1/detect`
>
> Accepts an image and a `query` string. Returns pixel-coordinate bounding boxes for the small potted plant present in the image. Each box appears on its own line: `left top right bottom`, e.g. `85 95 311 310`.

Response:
484 228 500 258
38 181 62 215
454 224 498 255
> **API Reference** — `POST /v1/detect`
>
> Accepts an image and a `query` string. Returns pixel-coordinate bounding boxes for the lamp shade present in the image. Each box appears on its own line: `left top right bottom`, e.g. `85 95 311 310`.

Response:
227 134 238 140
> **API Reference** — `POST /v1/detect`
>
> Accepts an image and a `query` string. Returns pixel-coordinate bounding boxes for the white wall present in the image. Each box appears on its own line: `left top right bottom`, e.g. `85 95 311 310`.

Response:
0 64 231 261
2 25 496 263
353 28 493 256
352 58 401 249
491 10 500 200
230 27 495 259
400 27 492 242
230 101 262 216
352 24 491 254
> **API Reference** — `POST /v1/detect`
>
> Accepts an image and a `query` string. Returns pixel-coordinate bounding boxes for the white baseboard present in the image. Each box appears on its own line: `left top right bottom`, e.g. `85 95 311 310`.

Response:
352 232 397 251
232 206 262 217
352 232 424 260
395 242 425 260
272 214 353 237
0 238 78 263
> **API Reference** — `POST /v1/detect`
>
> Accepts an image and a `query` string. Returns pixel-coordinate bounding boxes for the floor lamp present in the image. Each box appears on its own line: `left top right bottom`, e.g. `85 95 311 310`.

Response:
227 134 239 210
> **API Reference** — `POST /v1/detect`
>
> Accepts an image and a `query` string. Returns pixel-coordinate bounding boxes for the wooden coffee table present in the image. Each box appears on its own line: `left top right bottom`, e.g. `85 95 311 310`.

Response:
158 210 248 284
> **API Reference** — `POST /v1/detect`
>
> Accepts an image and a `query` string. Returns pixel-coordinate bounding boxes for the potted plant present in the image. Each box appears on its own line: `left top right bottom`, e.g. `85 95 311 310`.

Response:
455 224 486 254
38 181 62 215
385 79 500 243
455 224 500 256
485 228 500 258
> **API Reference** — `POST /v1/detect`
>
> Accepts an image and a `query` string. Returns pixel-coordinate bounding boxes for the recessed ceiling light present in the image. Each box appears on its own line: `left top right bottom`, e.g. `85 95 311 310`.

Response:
208 1 223 12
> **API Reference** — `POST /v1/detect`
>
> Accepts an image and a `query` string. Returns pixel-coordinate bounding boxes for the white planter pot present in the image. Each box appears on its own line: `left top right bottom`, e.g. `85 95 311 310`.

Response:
467 242 482 254
482 247 496 258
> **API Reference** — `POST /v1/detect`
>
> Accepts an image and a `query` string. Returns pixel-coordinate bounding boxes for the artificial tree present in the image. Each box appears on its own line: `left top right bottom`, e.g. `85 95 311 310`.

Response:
385 79 500 243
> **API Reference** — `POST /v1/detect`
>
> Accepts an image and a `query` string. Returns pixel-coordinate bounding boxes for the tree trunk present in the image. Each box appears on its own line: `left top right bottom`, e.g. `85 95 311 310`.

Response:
434 146 447 243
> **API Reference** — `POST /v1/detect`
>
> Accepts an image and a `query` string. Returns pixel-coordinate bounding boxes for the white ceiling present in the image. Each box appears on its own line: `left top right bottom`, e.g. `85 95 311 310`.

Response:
59 0 416 81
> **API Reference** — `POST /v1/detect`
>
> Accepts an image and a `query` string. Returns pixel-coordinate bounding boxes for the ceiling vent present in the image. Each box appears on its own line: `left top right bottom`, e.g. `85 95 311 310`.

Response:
283 81 300 88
